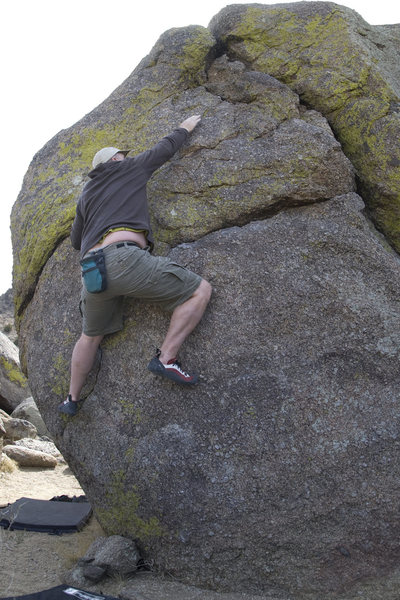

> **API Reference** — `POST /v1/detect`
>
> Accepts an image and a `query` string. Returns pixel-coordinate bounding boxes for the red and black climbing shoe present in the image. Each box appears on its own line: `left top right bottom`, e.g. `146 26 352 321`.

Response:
147 349 198 386
58 395 83 416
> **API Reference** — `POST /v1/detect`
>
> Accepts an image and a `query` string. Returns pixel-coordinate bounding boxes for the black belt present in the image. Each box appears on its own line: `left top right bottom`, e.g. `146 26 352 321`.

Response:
115 241 142 249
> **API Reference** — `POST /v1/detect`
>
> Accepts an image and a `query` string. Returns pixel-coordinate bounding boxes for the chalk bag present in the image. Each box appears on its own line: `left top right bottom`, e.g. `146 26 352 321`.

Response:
80 249 107 293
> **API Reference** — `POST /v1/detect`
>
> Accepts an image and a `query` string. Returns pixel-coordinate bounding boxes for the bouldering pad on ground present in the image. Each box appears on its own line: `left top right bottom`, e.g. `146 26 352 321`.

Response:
0 497 92 533
1 585 120 600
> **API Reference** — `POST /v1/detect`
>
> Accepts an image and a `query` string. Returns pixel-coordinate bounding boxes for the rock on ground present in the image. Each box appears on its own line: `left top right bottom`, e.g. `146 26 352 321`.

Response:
13 437 63 458
3 417 37 442
3 445 57 468
11 396 49 437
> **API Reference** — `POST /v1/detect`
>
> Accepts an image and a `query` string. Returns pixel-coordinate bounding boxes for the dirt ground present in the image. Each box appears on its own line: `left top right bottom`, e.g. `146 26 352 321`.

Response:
0 464 106 598
0 463 84 507
0 464 268 600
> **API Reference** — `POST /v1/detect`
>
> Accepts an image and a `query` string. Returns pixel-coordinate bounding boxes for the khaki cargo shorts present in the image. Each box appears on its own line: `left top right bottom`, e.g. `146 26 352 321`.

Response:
80 242 202 337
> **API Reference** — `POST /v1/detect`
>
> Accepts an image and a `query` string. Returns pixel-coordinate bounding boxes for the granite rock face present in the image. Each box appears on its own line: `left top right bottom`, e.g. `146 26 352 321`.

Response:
19 193 400 596
209 2 400 251
11 2 400 598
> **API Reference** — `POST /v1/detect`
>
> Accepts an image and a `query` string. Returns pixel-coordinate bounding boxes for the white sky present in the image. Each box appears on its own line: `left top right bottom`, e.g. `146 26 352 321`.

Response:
1 0 399 295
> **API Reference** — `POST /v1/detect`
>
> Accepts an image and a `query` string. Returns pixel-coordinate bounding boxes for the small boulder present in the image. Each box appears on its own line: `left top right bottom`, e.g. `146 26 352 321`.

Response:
13 437 62 459
82 535 141 577
2 445 57 468
11 397 49 437
66 535 141 586
3 417 37 442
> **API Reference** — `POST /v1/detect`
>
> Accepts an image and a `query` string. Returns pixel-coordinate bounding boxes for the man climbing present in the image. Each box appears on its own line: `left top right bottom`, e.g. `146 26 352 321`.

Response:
58 115 212 416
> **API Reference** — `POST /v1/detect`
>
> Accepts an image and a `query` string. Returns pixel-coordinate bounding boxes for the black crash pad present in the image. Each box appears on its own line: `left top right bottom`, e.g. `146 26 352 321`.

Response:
0 497 92 533
1 585 120 600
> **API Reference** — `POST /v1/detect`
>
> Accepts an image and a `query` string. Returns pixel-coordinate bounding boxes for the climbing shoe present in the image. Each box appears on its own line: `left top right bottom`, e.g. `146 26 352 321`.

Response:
58 395 82 416
147 349 198 386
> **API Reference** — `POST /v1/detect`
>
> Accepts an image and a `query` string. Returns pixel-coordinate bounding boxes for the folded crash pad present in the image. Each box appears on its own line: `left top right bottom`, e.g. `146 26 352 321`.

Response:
0 497 92 533
1 585 120 600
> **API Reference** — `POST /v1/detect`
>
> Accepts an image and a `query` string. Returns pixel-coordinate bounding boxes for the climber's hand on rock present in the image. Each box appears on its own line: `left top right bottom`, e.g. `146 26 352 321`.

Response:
180 115 201 132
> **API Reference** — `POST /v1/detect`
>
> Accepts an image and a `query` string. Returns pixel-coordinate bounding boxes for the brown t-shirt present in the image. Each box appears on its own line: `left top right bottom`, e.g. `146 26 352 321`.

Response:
71 128 189 257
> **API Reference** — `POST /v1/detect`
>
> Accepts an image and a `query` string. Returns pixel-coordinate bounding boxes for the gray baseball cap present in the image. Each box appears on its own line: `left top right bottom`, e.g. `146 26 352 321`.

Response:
92 147 129 169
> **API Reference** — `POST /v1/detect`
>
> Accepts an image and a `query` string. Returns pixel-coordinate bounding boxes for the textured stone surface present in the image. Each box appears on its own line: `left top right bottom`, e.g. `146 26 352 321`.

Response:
11 396 49 436
83 535 139 575
19 192 400 596
13 437 62 458
3 445 57 468
66 535 141 588
0 331 29 412
10 3 400 598
3 417 37 442
209 2 400 252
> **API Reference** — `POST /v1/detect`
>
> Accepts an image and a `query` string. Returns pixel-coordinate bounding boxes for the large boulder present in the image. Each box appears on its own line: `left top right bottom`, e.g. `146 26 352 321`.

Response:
10 3 400 598
19 192 400 596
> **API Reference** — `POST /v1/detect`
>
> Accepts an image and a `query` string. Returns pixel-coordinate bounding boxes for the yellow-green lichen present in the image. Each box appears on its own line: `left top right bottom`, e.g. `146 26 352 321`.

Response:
101 320 136 350
0 357 28 387
222 3 400 251
62 328 78 346
96 469 165 542
50 352 70 397
120 399 143 426
12 171 78 322
13 115 148 322
229 7 364 95
125 446 135 462
152 144 339 245
179 27 215 87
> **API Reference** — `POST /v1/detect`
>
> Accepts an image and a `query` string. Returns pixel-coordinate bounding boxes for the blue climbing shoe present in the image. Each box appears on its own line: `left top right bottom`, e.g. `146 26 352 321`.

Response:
58 395 82 416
